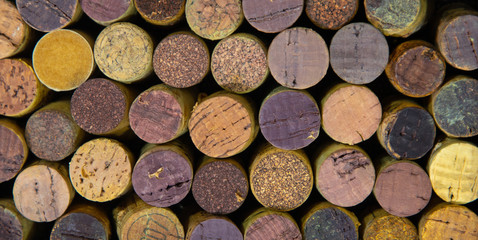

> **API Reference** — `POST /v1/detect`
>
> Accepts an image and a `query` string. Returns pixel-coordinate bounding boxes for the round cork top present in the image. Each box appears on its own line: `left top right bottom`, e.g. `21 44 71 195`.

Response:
135 0 185 25
94 22 153 83
330 22 389 84
153 32 209 88
242 0 303 33
33 29 94 91
245 212 302 240
321 84 382 145
303 207 358 240
0 123 27 183
189 218 242 240
211 34 268 93
364 214 418 240
80 0 132 24
192 160 248 214
16 0 80 32
0 203 24 240
306 0 359 30
50 212 108 240
185 0 243 40
268 27 329 89
70 138 134 202
259 89 320 150
0 0 29 59
71 78 127 135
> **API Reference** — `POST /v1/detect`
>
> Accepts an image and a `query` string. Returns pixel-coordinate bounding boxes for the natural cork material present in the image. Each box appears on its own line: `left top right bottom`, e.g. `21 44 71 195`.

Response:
243 208 302 240
135 0 185 25
330 22 389 85
211 33 268 93
69 138 135 202
362 208 418 240
0 199 35 240
0 0 31 59
186 212 242 240
80 0 136 26
32 29 95 91
306 0 359 30
242 0 303 33
0 119 28 183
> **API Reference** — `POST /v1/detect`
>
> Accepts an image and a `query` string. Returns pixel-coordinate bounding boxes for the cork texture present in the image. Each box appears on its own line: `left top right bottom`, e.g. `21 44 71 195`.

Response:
0 0 30 59
244 209 301 240
363 208 418 240
16 0 81 32
187 213 242 240
306 0 359 30
50 212 109 240
80 0 135 25
242 0 303 33
0 120 28 183
0 199 33 240
135 0 185 25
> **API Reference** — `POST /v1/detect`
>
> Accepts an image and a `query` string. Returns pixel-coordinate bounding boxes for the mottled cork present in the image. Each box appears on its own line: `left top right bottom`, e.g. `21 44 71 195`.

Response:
186 212 242 240
268 27 329 89
80 0 136 26
330 22 389 84
135 0 185 25
0 0 31 59
0 199 35 240
0 119 28 183
243 208 302 240
242 0 303 33
306 0 359 30
362 208 418 240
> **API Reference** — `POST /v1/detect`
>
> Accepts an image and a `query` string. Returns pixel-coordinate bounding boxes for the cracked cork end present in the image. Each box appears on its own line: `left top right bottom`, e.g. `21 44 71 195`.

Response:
243 209 302 240
243 0 303 33
306 0 359 30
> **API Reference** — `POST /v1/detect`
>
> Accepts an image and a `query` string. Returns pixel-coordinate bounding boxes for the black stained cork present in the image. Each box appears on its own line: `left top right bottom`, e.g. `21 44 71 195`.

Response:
16 0 81 32
306 0 359 30
50 212 109 240
242 0 303 33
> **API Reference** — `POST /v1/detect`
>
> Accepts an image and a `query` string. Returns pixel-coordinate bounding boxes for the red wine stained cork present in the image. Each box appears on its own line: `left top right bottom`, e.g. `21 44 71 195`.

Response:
0 59 50 117
321 83 382 145
0 119 28 183
153 31 209 88
242 0 303 33
189 91 258 158
0 0 31 59
377 100 436 160
418 203 478 240
362 208 418 240
186 211 242 240
192 157 248 214
132 142 193 208
386 40 446 97
94 22 153 83
329 22 389 85
314 142 375 207
16 0 82 32
13 161 75 222
373 156 432 217
250 144 313 211
436 8 478 71
364 0 428 37
80 0 136 26
71 78 134 136
130 84 196 144
185 0 243 40
243 208 302 240
305 0 359 30
259 87 320 150
135 0 185 26
32 29 95 91
427 138 478 204
70 138 135 202
25 100 85 161
429 75 478 137
0 199 35 240
211 33 268 93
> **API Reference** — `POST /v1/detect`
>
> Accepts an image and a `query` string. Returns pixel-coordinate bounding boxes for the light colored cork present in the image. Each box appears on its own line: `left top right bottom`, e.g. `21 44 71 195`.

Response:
0 0 31 59
362 208 418 240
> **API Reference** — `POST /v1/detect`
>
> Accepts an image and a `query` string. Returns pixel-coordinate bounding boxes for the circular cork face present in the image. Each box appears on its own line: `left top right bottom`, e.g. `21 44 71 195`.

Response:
330 22 389 84
317 149 375 207
259 90 320 150
242 0 303 33
245 214 302 240
50 212 108 240
374 161 432 217
80 0 132 24
306 0 359 30
268 27 329 89
132 149 192 207
70 138 133 202
154 33 209 88
94 22 153 83
16 0 79 32
135 0 185 25
192 160 248 214
0 204 24 240
33 30 94 91
0 0 28 59
322 85 382 145
189 218 242 240
364 215 417 240
185 0 243 40
0 124 27 183
211 34 268 93
304 207 358 240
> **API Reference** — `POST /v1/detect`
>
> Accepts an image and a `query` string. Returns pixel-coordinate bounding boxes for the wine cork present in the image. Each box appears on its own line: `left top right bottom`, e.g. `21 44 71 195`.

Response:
132 142 193 208
71 78 134 136
314 142 375 207
135 0 185 26
153 31 209 88
13 161 75 222
129 84 196 144
211 33 268 93
189 91 258 158
80 0 136 26
321 83 382 145
364 0 428 37
250 144 313 211
0 0 31 59
25 100 85 161
0 199 35 240
329 22 389 85
32 29 95 91
243 208 302 240
374 156 432 217
386 40 446 97
0 119 28 183
268 27 329 89
186 212 242 240
69 138 135 202
0 59 50 117
427 138 478 204
94 22 153 83
305 0 359 30
362 208 418 240
429 75 478 138
16 0 82 32
259 87 321 150
242 0 303 33
377 100 436 160
192 157 248 214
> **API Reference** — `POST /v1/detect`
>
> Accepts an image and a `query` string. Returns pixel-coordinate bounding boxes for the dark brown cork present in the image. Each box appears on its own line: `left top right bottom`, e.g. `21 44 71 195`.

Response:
135 0 185 25
80 0 134 25
16 0 81 32
0 199 33 240
50 212 109 240
306 0 359 30
242 0 303 33
0 120 28 183
187 212 242 240
244 209 302 240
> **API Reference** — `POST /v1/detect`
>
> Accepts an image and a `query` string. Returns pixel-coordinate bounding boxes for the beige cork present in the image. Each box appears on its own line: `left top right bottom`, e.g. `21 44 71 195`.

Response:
0 0 31 59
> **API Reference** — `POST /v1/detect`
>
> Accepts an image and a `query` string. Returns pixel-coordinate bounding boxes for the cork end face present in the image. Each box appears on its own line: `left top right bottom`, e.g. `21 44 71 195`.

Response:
189 218 242 240
0 124 27 183
243 0 303 33
16 0 80 32
0 0 29 59
81 0 132 24
304 207 358 240
50 212 108 240
364 215 418 240
0 204 24 240
135 0 185 25
306 0 359 30
245 213 301 240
